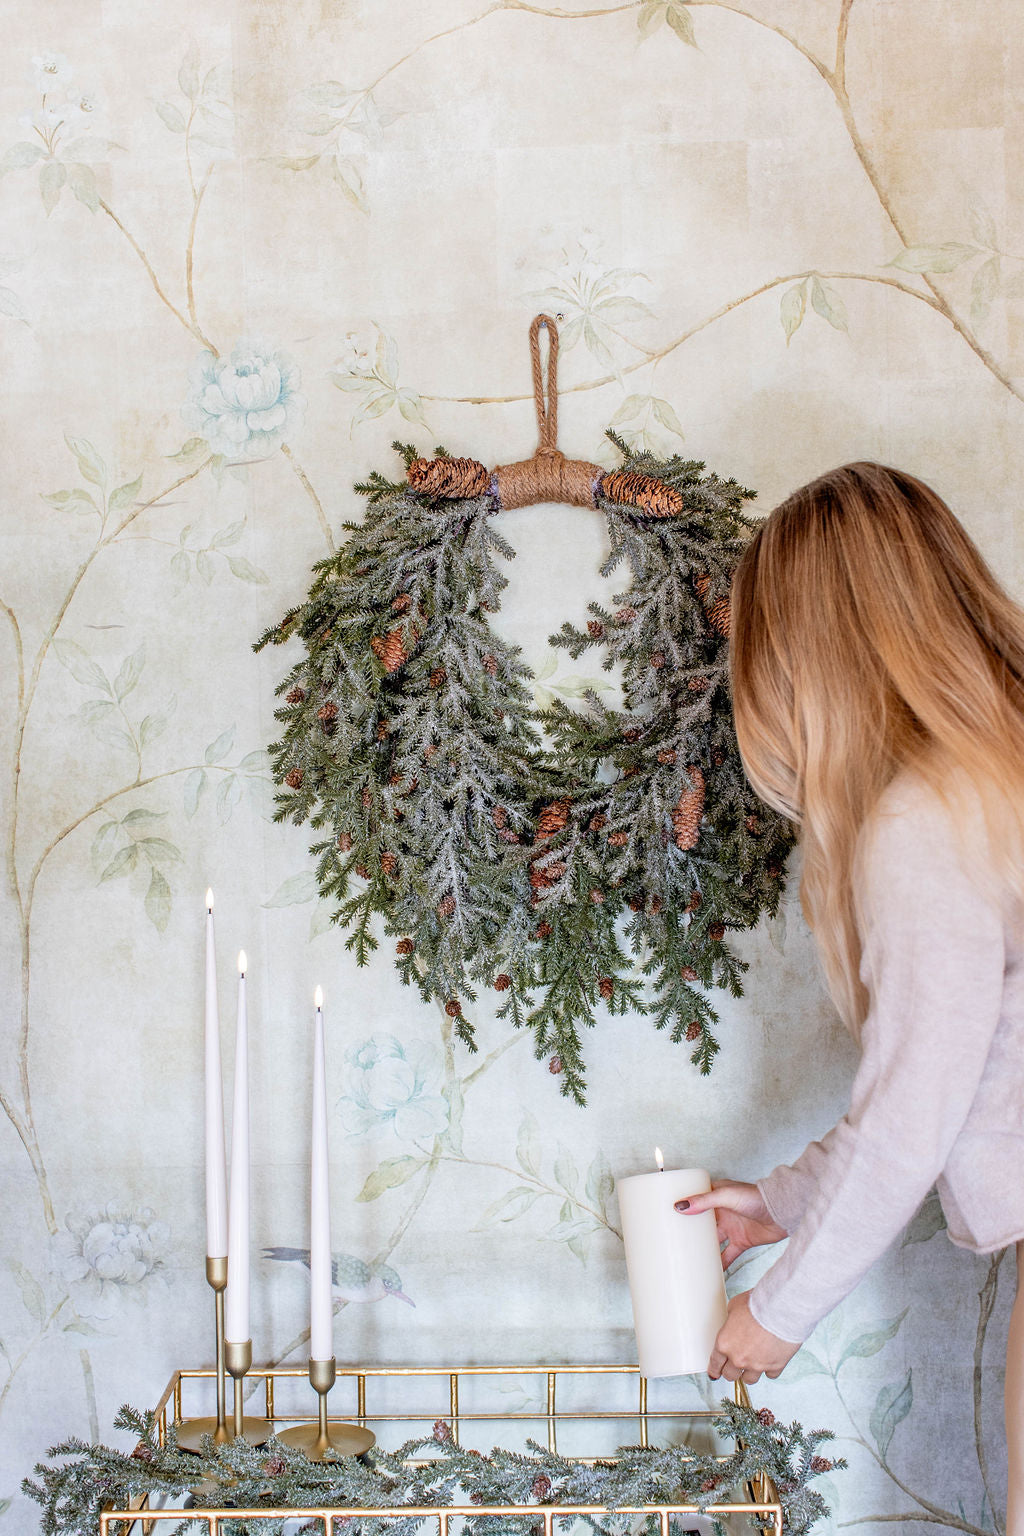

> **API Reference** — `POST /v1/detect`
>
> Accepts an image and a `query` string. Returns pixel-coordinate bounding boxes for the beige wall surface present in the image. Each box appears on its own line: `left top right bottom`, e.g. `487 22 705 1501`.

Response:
1 1 1022 1528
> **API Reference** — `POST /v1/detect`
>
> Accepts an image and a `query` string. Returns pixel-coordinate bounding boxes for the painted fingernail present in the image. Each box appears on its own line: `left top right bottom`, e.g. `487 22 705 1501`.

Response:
674 1200 690 1211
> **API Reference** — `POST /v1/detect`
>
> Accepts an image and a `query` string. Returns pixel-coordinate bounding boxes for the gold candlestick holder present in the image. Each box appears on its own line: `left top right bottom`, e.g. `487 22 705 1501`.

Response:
176 1256 233 1453
277 1357 376 1459
222 1337 271 1445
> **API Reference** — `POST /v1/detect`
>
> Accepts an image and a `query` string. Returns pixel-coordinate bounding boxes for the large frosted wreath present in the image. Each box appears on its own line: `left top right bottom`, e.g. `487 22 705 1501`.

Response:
255 317 793 1103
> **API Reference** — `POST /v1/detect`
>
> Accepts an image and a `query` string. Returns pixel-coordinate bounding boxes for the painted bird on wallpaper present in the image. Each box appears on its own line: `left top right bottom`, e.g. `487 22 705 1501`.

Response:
262 1247 415 1306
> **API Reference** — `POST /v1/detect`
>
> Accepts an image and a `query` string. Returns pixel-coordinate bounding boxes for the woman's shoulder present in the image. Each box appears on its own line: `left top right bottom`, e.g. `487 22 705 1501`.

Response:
861 765 1010 908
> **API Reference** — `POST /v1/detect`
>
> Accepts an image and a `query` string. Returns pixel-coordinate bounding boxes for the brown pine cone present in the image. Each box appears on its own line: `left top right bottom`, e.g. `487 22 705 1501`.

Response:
317 701 338 722
493 708 505 721
131 1444 154 1463
756 1408 776 1427
532 1473 553 1501
685 889 703 913
589 887 605 905
746 814 761 834
650 895 662 913
337 832 353 852
709 922 726 941
810 1456 833 1473
616 606 638 625
263 1455 286 1476
285 767 304 789
650 651 666 670
548 1053 562 1073
693 572 712 602
536 921 553 940
687 676 709 692
672 766 705 850
445 998 462 1018
623 726 642 743
355 863 369 879
685 1021 702 1042
601 470 684 518
370 626 411 673
530 861 566 891
285 686 305 704
767 862 782 879
708 596 731 637
362 785 372 809
391 592 413 613
483 652 498 675
712 748 725 766
589 813 608 832
680 965 698 982
424 742 439 759
377 721 390 741
429 667 446 688
494 973 511 991
499 828 521 844
607 830 628 847
437 895 456 920
396 938 414 956
380 852 397 876
492 804 508 829
408 456 491 498
536 797 572 839
431 1417 453 1443
587 620 605 640
657 748 677 765
629 895 644 912
700 1477 720 1494
598 976 613 999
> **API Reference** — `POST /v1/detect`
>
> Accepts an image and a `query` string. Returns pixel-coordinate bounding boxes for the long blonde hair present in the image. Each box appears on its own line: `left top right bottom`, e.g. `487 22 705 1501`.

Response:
730 461 1024 1028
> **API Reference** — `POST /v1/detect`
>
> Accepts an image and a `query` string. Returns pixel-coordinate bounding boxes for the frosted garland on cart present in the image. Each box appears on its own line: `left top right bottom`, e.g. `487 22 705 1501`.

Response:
256 316 794 1104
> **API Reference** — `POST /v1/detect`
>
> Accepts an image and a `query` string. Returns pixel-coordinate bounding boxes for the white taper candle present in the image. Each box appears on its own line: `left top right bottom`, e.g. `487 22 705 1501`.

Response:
310 985 333 1362
204 890 228 1259
616 1154 727 1378
225 951 250 1343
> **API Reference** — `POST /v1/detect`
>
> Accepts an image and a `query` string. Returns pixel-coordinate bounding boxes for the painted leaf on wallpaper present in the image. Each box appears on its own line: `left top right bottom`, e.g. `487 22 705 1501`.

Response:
145 867 172 931
478 1187 543 1226
779 1348 832 1381
516 1115 542 1179
113 646 145 702
7 1259 46 1325
66 162 99 214
108 474 143 512
835 1308 908 1372
55 639 110 693
41 487 98 515
63 435 106 488
665 2 697 45
810 277 848 332
971 256 1000 327
0 141 44 172
204 726 235 763
886 243 977 274
357 1157 426 1203
902 1188 946 1246
183 768 206 817
780 282 807 342
39 159 66 216
264 872 318 907
870 1369 913 1460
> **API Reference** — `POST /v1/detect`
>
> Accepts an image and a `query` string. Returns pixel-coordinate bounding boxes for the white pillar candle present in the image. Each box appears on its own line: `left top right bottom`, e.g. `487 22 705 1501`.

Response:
616 1151 727 1378
204 890 228 1259
309 985 333 1362
225 951 250 1344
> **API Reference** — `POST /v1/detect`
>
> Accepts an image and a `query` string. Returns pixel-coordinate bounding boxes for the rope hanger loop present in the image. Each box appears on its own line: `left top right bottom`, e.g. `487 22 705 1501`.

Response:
405 314 686 518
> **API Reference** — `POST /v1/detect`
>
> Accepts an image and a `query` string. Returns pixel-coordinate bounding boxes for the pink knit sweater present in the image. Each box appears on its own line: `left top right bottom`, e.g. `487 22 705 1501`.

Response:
750 772 1024 1345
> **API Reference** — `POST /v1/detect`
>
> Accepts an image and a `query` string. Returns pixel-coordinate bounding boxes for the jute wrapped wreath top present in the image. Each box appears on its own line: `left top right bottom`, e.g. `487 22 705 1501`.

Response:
255 316 793 1103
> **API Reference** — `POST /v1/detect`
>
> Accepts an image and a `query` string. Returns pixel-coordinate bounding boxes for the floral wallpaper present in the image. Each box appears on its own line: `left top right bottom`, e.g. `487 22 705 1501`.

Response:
1 0 1022 1530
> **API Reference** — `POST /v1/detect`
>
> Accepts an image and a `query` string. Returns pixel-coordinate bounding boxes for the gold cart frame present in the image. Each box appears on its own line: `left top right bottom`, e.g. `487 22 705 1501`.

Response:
100 1363 782 1535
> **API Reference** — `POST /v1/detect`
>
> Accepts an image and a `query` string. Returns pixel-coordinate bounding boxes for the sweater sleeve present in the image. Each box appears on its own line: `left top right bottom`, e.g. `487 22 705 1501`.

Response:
748 782 1006 1345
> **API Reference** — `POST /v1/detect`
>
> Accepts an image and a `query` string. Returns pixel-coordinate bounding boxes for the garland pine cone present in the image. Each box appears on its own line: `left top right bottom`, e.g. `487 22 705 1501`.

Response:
672 766 705 850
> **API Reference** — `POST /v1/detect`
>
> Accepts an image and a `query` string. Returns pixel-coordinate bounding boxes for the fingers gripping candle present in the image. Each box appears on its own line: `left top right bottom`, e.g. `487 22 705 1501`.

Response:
616 1149 727 1378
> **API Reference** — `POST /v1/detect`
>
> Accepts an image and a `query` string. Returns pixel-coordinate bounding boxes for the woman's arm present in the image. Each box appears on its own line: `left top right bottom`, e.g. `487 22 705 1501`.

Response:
747 782 1006 1347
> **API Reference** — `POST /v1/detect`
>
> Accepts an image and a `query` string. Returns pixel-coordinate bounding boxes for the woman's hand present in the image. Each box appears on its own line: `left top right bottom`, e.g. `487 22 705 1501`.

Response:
675 1179 787 1269
707 1291 801 1382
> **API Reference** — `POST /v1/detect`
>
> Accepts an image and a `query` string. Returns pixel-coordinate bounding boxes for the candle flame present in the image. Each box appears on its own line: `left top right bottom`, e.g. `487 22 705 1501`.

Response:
237 950 247 975
314 985 323 1010
654 1146 664 1171
206 887 214 911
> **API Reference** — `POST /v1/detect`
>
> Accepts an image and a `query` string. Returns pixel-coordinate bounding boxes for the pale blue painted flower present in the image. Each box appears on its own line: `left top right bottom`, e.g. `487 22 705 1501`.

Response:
30 53 73 94
338 1035 449 1143
182 339 305 460
58 1201 170 1321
